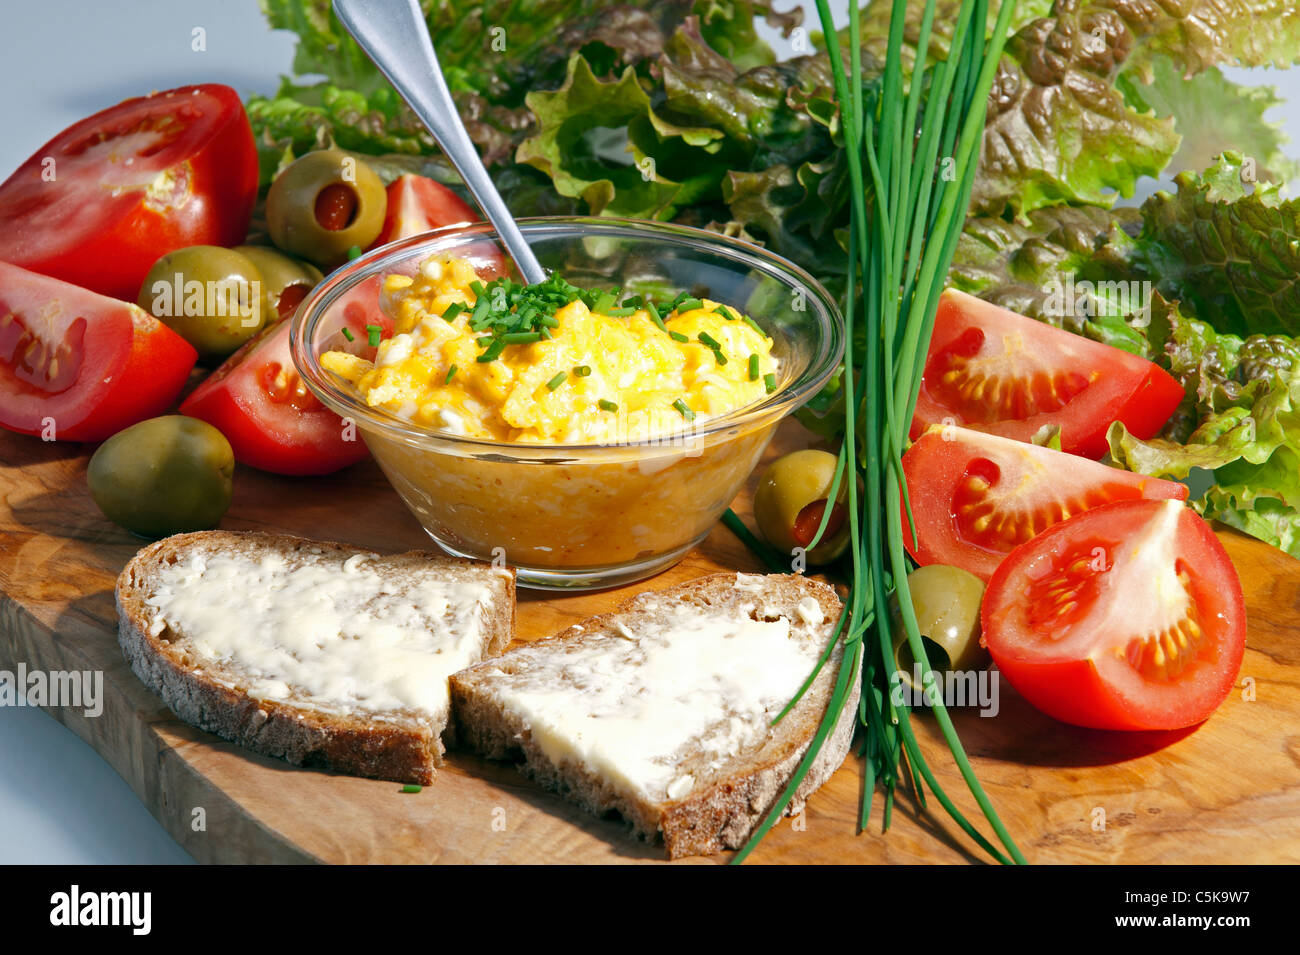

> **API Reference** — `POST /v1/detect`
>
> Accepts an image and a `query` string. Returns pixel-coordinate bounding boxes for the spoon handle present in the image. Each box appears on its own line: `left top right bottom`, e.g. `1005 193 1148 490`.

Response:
333 0 547 284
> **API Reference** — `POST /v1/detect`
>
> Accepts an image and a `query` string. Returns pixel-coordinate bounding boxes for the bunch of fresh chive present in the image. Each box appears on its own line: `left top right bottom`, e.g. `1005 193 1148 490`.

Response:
730 0 1025 865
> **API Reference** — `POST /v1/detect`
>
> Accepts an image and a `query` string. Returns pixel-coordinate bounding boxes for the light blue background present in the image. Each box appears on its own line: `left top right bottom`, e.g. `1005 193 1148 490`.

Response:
1 1 1296 864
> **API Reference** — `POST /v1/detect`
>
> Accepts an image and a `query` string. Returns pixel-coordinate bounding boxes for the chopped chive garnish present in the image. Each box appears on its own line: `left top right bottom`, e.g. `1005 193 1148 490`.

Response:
713 350 728 365
748 353 760 380
645 301 667 332
742 316 765 337
622 295 643 308
698 331 722 350
476 339 506 363
442 302 464 320
763 372 776 393
444 364 458 383
674 297 703 313
541 326 552 340
346 245 363 261
469 280 485 297
669 331 689 343
606 306 636 317
573 365 591 377
400 784 422 794
341 327 354 342
672 398 695 421
546 371 566 391
366 325 382 347
470 295 491 324
538 313 559 328
714 304 737 320
499 331 542 345
598 398 618 412
591 291 617 313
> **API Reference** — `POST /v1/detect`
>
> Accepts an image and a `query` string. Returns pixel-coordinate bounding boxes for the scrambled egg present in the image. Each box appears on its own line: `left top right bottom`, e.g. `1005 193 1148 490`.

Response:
321 255 778 443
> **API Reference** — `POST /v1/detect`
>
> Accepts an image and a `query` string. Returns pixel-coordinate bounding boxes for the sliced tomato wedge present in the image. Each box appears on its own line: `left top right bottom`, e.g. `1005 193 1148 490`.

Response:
368 174 478 248
982 498 1246 731
366 174 509 278
179 276 390 475
0 84 257 301
912 290 1184 458
902 425 1189 581
0 261 196 441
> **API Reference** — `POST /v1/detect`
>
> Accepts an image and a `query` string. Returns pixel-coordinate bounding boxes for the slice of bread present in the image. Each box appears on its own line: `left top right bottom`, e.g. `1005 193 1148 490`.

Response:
116 530 515 785
450 572 858 858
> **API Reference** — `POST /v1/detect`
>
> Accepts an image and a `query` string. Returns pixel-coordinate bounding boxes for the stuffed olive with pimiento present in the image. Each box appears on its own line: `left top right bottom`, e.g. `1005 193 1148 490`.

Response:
265 149 386 269
753 449 851 564
137 245 266 361
87 416 235 539
891 563 989 693
233 245 322 321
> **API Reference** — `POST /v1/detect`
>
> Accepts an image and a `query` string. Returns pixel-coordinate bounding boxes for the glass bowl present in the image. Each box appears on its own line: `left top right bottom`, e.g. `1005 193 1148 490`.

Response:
291 217 843 590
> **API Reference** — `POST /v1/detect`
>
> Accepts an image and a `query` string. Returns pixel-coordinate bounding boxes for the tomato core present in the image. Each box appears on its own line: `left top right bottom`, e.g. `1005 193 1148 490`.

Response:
1024 537 1113 635
930 326 1090 422
0 311 85 395
259 361 323 412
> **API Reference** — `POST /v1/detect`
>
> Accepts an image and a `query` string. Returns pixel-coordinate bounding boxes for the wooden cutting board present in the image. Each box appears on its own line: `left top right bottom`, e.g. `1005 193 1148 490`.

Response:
2 420 1299 864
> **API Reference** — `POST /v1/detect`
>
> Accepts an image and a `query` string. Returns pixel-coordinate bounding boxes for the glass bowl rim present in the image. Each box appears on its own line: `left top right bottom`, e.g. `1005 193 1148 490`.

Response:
289 215 845 454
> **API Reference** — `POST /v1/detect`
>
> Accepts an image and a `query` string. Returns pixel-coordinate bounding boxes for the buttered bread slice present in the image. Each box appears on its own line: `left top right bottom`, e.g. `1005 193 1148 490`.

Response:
117 531 515 784
450 572 857 858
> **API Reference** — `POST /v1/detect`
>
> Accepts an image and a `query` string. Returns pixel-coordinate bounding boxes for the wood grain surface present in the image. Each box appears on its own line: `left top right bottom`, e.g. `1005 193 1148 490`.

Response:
2 421 1298 864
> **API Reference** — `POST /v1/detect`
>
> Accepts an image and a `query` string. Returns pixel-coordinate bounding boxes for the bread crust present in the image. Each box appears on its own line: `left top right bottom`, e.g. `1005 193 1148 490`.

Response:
451 572 859 858
116 530 516 785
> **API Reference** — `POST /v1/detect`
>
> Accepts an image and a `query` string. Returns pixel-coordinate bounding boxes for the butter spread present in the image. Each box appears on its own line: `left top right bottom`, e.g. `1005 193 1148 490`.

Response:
484 587 827 802
144 550 497 718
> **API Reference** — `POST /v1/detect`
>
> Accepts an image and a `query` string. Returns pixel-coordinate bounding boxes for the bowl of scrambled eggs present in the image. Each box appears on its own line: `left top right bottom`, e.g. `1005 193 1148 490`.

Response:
292 217 843 589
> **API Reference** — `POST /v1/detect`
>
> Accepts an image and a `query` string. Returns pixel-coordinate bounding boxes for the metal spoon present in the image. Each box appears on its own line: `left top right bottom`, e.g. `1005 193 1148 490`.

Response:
333 0 547 284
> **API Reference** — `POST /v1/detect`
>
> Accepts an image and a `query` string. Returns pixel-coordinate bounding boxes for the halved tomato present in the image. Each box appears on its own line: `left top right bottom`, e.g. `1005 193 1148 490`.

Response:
0 261 196 441
178 276 390 475
912 290 1183 458
368 174 478 249
0 84 257 301
903 425 1188 580
982 498 1246 731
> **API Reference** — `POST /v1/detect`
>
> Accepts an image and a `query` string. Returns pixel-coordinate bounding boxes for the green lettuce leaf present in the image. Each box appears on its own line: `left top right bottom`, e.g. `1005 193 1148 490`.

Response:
1118 0 1300 75
1117 56 1297 186
1107 310 1300 557
515 55 726 219
252 0 786 162
949 205 1140 330
1090 153 1300 338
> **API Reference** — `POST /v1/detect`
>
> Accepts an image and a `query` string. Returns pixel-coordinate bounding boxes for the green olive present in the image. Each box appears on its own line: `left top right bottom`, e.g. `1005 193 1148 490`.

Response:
265 149 386 269
88 416 234 539
752 449 851 565
891 564 989 693
233 245 323 321
138 246 265 361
